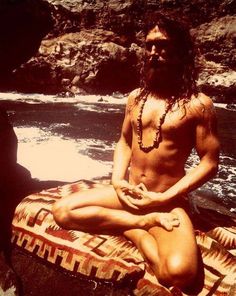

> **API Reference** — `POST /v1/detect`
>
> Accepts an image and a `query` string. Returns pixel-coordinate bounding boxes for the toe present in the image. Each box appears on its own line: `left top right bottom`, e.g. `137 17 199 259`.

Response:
160 219 173 231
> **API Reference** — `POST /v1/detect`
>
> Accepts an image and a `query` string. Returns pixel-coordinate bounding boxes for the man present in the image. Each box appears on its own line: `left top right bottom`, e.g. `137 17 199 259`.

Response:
52 16 220 290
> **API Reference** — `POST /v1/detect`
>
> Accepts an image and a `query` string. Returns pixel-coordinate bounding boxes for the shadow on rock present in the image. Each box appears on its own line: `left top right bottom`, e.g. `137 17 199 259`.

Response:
0 108 67 295
189 189 236 232
0 0 53 89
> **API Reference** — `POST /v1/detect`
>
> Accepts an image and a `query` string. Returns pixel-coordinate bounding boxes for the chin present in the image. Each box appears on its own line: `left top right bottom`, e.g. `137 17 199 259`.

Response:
144 63 183 92
145 69 168 91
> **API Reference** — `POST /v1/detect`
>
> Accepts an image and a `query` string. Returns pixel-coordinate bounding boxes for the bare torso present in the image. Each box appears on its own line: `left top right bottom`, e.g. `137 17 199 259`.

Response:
129 94 196 193
52 22 220 290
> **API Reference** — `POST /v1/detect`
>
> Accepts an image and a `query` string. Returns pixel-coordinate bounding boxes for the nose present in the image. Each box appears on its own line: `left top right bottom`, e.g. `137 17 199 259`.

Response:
150 45 162 60
150 45 157 55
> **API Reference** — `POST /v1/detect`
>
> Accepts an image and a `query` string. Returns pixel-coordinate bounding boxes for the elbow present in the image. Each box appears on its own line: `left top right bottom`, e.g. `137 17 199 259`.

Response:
208 162 219 178
111 177 117 188
200 151 219 179
200 158 219 179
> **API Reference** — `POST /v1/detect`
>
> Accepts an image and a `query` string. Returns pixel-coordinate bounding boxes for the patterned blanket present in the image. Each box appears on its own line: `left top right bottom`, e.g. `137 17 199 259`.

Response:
11 180 236 295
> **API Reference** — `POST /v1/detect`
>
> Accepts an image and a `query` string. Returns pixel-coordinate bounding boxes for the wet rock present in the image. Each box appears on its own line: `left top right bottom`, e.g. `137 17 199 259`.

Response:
0 107 32 216
0 109 17 167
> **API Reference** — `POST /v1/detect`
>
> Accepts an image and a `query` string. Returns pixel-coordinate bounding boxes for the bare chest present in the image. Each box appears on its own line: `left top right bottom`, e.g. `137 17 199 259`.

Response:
131 99 195 140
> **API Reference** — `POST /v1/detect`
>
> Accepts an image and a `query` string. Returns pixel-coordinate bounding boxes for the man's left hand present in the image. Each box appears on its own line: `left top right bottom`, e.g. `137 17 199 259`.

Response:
127 185 163 209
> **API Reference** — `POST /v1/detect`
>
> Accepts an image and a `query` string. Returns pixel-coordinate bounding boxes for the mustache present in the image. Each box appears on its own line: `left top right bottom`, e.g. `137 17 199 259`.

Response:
142 57 171 91
145 57 167 70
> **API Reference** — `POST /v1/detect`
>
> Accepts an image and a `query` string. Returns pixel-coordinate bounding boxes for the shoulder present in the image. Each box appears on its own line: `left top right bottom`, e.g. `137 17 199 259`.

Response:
191 92 214 108
188 93 216 120
127 88 141 104
125 88 141 112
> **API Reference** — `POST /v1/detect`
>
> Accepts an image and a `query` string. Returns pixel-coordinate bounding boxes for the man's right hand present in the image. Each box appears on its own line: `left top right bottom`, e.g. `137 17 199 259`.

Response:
112 180 141 210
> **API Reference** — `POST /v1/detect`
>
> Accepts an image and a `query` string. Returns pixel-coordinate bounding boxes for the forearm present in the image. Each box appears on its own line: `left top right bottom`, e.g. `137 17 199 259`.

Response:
160 160 218 203
111 138 132 186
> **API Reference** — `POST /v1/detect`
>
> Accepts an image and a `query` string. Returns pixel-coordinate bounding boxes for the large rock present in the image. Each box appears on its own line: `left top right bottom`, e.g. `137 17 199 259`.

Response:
0 109 17 167
193 16 236 102
12 29 141 94
0 0 235 101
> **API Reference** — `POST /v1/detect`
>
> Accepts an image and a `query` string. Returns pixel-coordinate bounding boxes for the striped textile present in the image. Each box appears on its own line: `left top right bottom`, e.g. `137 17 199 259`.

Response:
11 180 236 295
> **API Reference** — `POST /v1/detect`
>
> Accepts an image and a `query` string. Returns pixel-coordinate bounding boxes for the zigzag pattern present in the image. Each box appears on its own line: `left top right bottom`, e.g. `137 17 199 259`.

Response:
11 180 236 295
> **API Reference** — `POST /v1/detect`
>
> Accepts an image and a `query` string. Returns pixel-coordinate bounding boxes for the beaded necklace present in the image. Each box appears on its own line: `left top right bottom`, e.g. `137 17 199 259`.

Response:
137 95 171 152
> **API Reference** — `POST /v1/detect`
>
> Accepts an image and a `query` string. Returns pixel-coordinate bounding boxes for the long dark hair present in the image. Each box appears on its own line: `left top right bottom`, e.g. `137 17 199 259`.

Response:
137 14 198 108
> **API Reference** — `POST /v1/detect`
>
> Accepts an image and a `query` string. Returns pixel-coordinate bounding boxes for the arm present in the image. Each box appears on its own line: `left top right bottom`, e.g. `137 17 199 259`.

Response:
111 94 133 185
111 123 132 187
111 90 140 208
129 95 220 208
161 95 220 202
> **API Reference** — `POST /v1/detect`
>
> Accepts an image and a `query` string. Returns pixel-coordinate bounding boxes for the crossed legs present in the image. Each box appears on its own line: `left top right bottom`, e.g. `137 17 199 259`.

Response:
124 208 198 289
52 184 198 289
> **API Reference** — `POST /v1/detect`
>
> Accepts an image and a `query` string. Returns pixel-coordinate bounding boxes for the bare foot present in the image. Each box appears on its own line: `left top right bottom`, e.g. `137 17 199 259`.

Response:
139 212 180 231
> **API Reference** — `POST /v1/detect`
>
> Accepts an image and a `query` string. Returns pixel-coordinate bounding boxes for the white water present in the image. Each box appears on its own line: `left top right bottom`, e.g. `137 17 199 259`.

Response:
1 92 236 204
1 91 123 181
0 91 127 105
15 127 113 182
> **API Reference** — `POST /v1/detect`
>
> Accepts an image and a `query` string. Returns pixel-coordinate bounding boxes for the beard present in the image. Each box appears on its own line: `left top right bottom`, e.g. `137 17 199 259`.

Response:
143 56 183 94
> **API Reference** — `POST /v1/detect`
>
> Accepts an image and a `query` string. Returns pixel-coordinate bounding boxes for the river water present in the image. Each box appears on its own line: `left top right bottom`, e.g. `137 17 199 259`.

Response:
0 92 235 213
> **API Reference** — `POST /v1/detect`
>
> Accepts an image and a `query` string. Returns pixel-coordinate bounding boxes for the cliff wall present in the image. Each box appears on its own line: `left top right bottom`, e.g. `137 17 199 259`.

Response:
0 0 235 102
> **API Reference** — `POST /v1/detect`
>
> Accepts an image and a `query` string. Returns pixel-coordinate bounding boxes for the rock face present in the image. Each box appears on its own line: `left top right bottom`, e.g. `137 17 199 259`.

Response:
192 15 236 102
12 29 141 94
0 0 235 101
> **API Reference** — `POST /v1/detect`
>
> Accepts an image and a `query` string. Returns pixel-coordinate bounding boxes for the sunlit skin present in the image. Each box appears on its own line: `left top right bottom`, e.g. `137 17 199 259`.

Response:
52 25 220 290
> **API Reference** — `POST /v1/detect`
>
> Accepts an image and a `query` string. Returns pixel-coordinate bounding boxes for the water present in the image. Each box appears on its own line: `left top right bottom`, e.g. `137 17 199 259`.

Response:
0 92 235 212
0 92 126 182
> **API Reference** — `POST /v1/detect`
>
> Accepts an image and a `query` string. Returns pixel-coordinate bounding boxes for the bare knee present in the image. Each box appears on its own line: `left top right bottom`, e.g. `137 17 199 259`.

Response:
158 254 197 289
138 233 159 265
137 238 197 289
52 201 71 228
